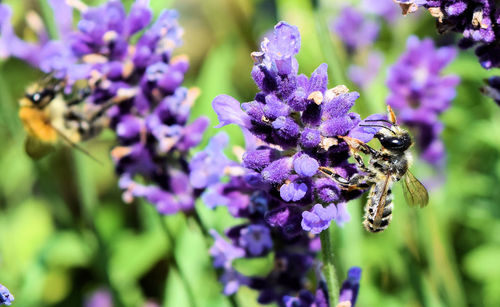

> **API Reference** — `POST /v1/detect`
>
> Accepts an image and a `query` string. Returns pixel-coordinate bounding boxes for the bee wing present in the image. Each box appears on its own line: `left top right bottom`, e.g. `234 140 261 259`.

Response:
402 170 429 208
373 173 392 226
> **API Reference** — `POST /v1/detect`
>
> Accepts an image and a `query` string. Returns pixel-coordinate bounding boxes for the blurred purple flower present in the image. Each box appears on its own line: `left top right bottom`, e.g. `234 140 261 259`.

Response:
239 224 273 256
0 284 13 306
209 230 246 269
85 288 112 307
189 132 234 189
361 0 400 22
348 51 384 89
332 6 379 52
386 36 459 166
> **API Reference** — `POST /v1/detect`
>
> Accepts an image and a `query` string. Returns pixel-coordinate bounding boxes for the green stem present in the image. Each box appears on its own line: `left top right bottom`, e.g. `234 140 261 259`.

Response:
157 214 198 307
72 152 126 307
320 227 339 306
189 209 239 307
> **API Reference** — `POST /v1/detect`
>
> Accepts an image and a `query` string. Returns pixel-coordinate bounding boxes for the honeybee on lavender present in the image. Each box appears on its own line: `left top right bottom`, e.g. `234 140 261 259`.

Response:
320 106 429 233
18 76 107 160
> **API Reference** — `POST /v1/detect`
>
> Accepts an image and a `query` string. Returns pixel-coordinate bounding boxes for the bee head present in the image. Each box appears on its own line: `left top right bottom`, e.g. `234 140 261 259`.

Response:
375 128 412 152
24 87 56 108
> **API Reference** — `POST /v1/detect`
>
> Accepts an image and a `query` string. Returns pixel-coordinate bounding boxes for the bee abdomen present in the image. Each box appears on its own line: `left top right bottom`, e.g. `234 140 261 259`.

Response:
363 189 393 233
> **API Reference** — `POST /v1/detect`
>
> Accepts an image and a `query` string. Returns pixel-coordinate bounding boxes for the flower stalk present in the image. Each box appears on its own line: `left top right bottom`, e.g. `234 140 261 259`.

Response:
320 227 339 306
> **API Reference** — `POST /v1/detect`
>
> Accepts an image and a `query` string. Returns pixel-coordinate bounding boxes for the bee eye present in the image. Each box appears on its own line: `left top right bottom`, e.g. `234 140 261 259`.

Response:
388 138 402 146
32 93 41 102
378 135 411 151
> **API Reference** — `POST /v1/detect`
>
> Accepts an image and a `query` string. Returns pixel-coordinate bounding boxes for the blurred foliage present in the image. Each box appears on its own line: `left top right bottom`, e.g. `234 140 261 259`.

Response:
0 0 500 306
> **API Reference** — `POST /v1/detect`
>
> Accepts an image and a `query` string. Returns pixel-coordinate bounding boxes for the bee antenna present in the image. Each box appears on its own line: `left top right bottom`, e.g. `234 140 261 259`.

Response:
359 124 396 135
364 119 394 125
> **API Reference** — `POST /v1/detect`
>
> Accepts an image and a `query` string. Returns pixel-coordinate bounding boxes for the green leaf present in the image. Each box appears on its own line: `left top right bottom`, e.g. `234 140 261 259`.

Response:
464 245 500 281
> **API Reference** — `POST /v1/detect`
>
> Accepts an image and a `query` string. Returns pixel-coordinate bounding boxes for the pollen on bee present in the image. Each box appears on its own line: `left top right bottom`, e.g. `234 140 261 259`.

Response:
19 107 58 143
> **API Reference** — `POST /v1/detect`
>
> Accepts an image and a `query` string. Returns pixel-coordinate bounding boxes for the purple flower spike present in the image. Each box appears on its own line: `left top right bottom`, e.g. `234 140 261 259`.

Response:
280 181 308 202
333 6 380 52
293 154 319 177
205 21 381 304
0 284 13 306
391 0 500 104
387 36 459 166
339 266 362 307
301 204 337 234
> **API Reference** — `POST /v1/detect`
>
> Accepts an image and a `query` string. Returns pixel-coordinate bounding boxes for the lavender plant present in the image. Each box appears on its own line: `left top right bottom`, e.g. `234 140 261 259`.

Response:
209 21 380 306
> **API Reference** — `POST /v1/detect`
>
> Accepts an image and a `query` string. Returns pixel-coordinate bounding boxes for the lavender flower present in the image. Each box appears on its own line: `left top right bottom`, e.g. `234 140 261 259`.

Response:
0 284 13 306
338 267 362 307
1 0 209 214
399 1 496 50
392 1 500 104
386 36 459 166
213 21 381 235
332 6 380 53
301 204 338 234
282 285 328 307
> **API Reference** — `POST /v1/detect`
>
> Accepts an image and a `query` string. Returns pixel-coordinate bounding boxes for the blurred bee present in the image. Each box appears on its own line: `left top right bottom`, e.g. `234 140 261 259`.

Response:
320 106 429 233
18 76 108 160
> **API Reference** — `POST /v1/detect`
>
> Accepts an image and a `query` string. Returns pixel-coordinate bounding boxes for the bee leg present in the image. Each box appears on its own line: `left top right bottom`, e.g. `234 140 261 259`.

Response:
356 143 380 158
342 136 381 158
319 167 369 190
341 173 371 190
352 153 369 171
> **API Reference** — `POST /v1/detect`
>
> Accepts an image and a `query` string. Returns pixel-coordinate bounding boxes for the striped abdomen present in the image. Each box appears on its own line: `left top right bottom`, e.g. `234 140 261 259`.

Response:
363 181 394 233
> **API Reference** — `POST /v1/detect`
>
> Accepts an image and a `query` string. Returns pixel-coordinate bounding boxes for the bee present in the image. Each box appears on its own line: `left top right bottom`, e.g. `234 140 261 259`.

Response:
18 76 108 160
320 106 429 233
